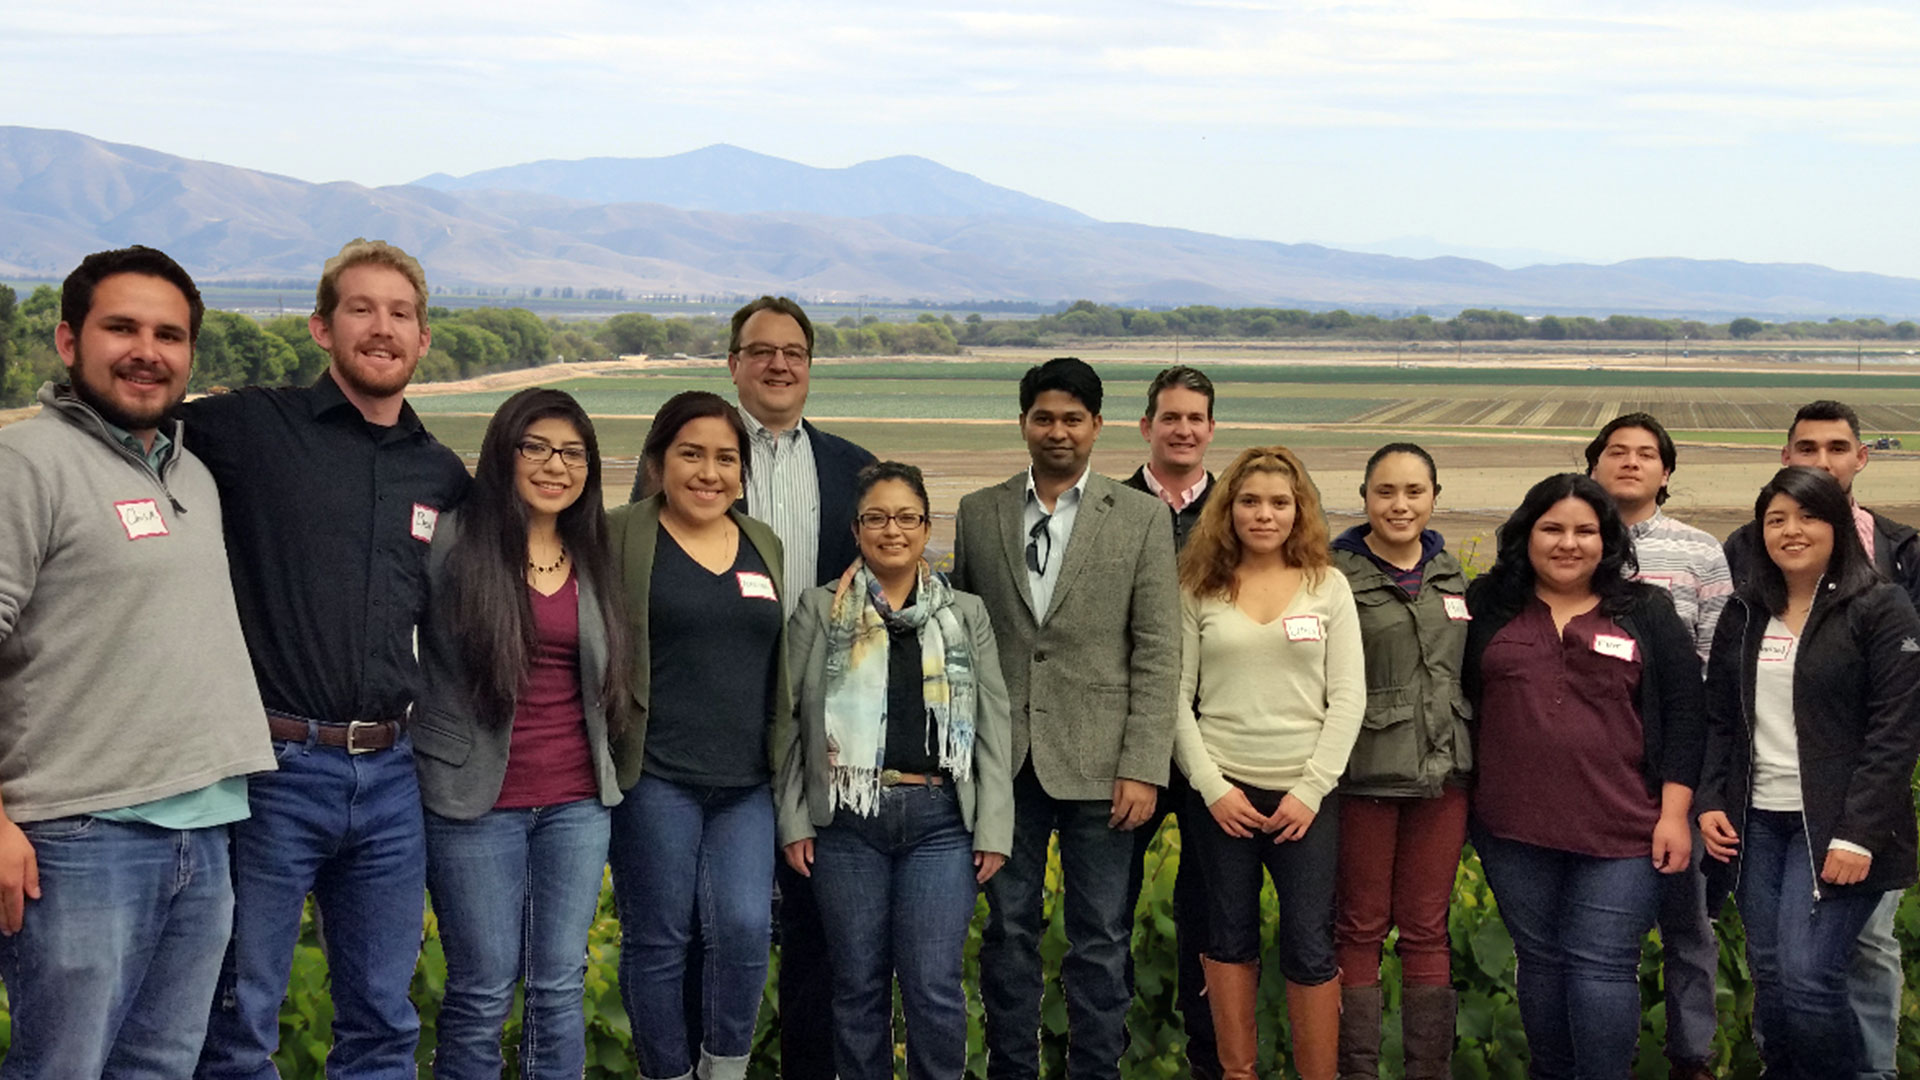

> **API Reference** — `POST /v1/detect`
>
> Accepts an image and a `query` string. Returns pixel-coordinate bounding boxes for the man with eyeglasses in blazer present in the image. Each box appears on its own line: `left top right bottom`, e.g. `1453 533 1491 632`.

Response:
950 356 1180 1080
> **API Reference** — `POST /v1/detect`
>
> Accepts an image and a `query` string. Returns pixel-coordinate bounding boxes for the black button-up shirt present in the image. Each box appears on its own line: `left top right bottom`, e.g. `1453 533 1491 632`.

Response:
180 374 470 724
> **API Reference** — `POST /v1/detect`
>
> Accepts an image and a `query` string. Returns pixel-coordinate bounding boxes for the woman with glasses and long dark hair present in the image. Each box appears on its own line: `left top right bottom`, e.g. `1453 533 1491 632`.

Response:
605 390 790 1080
775 460 1014 1080
1695 466 1920 1079
414 386 630 1080
1461 473 1702 1080
1174 445 1364 1080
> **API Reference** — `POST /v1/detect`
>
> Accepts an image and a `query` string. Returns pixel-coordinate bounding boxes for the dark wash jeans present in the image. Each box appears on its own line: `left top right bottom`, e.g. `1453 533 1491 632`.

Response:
1186 782 1339 984
0 817 232 1080
982 765 1136 1080
424 799 611 1080
609 775 774 1080
1125 769 1217 1080
810 784 980 1080
1470 824 1660 1080
198 734 427 1080
1737 808 1882 1080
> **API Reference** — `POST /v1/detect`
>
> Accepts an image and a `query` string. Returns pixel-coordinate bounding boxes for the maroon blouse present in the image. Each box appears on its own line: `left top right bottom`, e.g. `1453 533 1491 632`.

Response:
1474 599 1658 859
493 574 599 810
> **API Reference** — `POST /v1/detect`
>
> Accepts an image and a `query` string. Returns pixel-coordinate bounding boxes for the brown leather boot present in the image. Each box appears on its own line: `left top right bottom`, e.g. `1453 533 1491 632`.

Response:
1399 984 1456 1080
1202 957 1261 1080
1285 979 1341 1080
1336 984 1382 1079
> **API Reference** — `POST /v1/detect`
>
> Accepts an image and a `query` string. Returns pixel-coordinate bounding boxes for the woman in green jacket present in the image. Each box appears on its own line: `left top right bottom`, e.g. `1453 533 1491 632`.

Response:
1328 443 1472 1080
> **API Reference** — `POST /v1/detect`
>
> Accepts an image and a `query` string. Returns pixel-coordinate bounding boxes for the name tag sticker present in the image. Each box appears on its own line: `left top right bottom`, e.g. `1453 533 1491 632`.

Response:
737 571 778 602
1442 595 1472 621
1591 633 1637 662
114 498 169 540
1282 614 1323 642
1759 635 1793 662
410 504 439 543
1639 573 1674 592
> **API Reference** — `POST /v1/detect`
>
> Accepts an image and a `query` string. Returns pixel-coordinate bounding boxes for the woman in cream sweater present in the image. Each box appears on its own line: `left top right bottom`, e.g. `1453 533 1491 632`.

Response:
1173 445 1365 1080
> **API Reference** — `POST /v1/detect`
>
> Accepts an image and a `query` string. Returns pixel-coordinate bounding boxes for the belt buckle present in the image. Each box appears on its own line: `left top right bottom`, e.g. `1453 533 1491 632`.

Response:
879 768 902 787
345 720 381 755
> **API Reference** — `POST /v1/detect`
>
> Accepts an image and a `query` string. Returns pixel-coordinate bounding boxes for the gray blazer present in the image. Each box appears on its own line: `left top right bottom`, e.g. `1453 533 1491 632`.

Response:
605 494 793 792
776 585 1016 855
413 511 623 819
949 470 1180 802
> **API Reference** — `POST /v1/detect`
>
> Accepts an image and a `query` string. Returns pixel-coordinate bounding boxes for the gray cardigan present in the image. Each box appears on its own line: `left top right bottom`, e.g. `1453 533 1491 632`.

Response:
776 584 1016 856
413 511 623 819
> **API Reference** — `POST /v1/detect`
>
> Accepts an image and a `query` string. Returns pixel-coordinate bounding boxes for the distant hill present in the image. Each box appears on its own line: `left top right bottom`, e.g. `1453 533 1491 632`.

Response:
414 144 1095 224
5 126 1920 319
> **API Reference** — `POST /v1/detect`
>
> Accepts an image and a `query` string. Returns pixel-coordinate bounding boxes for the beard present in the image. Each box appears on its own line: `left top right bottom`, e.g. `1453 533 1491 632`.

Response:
328 340 419 400
67 347 183 434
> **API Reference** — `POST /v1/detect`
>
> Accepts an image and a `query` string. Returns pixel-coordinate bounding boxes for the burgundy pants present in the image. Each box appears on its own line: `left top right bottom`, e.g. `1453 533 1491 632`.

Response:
1333 785 1467 987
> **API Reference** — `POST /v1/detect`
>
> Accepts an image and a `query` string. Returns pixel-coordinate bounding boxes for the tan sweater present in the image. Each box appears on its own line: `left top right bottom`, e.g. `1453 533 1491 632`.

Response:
1173 570 1366 813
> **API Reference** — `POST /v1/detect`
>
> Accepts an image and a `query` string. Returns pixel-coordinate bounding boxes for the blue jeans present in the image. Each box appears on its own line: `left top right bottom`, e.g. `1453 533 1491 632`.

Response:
1656 821 1721 1066
608 775 774 1080
424 800 611 1080
1849 888 1903 1080
0 817 232 1080
809 784 981 1080
981 765 1135 1080
197 736 427 1080
1471 825 1660 1080
1738 809 1883 1080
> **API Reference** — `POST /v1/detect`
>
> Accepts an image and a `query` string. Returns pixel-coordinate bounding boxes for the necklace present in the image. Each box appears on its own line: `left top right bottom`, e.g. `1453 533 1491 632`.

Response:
528 546 569 574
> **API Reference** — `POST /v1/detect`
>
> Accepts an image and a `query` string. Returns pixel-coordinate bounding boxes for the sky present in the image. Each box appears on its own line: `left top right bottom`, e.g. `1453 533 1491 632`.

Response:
7 0 1920 277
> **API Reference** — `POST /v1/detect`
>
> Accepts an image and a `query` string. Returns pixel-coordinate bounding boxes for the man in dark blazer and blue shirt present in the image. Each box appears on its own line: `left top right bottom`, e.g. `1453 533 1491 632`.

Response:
952 357 1180 1080
631 296 873 1080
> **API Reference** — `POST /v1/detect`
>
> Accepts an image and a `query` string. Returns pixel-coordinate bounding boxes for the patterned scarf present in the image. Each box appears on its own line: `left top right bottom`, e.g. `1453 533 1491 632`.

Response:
822 560 978 816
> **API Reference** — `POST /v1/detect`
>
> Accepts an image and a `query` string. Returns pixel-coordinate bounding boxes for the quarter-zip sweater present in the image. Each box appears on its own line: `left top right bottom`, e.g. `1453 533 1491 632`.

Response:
0 383 275 822
1696 583 1920 899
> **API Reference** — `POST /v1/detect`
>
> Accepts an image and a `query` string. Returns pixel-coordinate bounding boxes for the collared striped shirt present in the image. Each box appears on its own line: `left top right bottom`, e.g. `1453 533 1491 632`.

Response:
739 408 818 616
1627 508 1733 661
1022 465 1089 623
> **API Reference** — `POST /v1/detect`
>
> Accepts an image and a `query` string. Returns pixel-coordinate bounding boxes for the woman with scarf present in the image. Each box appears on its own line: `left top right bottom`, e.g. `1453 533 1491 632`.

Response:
777 460 1014 1080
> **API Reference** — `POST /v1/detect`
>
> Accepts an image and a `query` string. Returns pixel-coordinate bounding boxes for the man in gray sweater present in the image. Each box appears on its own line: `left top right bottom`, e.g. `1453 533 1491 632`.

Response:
0 247 276 1078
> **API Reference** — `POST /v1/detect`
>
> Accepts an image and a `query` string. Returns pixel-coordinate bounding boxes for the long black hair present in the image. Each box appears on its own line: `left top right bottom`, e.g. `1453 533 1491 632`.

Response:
1477 472 1640 619
1742 465 1881 615
637 390 751 498
446 387 630 729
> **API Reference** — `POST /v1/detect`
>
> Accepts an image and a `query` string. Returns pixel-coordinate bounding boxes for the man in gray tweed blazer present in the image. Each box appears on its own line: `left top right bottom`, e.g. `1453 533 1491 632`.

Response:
950 357 1180 1080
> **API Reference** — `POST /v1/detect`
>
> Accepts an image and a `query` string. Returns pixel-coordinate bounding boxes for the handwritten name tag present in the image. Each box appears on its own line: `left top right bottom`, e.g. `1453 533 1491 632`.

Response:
1759 635 1794 663
115 499 169 540
1638 573 1674 592
411 504 439 543
1282 614 1323 642
1591 633 1637 662
1442 595 1471 621
737 571 778 602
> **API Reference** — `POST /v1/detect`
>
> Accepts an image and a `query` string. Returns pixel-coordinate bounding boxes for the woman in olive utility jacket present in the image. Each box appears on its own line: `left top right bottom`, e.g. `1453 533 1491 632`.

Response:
1328 443 1472 1080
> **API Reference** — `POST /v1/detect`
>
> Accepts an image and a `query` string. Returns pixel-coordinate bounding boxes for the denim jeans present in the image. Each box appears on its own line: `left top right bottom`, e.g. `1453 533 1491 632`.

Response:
809 784 980 1080
774 858 835 1080
608 775 774 1080
981 765 1136 1080
1470 824 1660 1080
1124 768 1216 1080
0 817 231 1080
1738 809 1883 1080
1335 786 1467 988
424 800 611 1080
1655 818 1721 1067
1849 888 1903 1080
1187 782 1339 984
198 735 427 1080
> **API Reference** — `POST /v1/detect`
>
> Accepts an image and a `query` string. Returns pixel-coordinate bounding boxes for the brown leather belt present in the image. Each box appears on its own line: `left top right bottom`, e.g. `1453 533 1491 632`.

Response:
267 712 401 754
879 769 944 787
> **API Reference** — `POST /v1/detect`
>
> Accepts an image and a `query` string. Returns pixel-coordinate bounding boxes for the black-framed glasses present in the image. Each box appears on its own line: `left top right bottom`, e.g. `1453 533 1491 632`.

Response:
517 440 590 470
856 510 927 531
738 343 811 366
1026 516 1052 574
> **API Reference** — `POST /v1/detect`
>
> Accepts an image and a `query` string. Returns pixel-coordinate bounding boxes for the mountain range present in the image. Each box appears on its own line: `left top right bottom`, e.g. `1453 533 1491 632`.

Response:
5 125 1918 319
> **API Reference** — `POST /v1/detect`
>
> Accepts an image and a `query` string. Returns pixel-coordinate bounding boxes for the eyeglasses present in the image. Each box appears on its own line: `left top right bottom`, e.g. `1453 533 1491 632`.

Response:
1026 516 1052 574
517 440 590 469
857 510 927 531
738 343 811 366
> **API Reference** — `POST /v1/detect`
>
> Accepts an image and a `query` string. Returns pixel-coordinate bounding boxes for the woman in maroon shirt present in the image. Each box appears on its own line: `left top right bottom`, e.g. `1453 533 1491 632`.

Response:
1460 473 1703 1080
414 387 630 1079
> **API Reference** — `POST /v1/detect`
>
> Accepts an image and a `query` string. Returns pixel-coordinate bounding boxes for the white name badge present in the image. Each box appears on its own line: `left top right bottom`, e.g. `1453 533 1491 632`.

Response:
114 498 169 540
1441 595 1471 621
1591 633 1637 662
1638 573 1674 592
1282 614 1323 642
1759 635 1793 662
411 504 439 543
737 571 778 602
